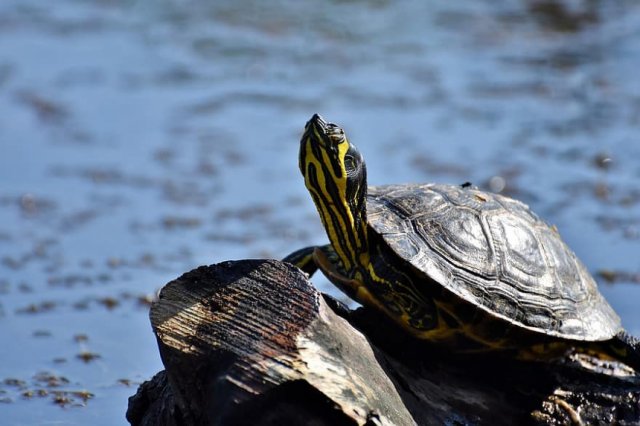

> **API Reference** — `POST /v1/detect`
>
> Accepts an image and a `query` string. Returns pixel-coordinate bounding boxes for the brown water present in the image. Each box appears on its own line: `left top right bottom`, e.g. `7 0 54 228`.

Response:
1 0 639 424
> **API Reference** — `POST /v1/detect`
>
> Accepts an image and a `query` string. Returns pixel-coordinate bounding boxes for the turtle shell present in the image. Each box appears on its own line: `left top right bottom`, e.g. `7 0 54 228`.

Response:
367 183 621 342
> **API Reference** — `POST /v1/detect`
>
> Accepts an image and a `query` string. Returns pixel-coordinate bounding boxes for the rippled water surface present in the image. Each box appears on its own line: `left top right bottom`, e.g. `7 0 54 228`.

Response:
1 0 639 424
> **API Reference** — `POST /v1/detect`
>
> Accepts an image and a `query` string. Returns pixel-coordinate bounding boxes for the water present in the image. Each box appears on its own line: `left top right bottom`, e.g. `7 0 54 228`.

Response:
1 0 639 424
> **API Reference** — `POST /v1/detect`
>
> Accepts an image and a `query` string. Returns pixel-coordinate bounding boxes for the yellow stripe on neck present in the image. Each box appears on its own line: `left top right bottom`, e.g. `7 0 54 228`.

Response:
303 138 365 274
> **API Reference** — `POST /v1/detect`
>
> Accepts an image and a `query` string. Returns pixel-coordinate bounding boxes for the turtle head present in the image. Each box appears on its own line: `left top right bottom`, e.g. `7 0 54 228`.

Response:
299 114 369 276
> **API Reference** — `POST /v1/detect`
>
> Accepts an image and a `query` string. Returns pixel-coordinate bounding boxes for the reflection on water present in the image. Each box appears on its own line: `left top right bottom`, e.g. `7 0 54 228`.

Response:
0 0 639 423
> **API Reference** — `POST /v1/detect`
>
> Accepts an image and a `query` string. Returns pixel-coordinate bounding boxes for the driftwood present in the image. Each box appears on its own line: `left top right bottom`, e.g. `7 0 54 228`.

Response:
127 259 640 425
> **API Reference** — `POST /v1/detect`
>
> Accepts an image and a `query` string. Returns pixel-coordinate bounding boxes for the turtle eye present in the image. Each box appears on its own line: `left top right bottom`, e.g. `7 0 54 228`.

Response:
328 127 345 143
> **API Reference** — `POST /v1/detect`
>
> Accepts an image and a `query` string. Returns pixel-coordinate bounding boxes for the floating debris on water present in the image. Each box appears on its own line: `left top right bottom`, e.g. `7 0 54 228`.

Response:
76 351 101 363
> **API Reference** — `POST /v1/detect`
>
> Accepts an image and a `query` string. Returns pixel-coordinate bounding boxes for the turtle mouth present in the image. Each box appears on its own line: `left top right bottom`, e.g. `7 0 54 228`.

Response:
306 113 328 131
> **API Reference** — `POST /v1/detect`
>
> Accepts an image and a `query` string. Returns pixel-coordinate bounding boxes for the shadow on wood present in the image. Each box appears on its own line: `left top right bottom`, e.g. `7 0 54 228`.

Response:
127 260 640 425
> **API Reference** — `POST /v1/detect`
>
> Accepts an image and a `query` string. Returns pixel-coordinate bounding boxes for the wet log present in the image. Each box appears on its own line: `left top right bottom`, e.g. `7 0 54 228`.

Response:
127 259 640 425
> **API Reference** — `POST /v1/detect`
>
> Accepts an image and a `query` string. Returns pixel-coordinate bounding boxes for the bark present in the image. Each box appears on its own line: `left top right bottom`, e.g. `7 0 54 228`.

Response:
127 260 640 425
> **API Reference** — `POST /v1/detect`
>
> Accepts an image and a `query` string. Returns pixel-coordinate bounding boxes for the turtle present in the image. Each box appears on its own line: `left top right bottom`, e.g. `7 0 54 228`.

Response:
284 113 640 369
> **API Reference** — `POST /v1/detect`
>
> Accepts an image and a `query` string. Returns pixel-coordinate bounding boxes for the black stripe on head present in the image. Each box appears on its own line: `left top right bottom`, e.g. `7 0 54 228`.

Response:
299 114 370 274
309 121 344 179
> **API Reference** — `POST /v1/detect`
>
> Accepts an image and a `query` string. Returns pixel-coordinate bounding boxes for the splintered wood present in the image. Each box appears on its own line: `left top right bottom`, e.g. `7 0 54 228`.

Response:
149 260 413 425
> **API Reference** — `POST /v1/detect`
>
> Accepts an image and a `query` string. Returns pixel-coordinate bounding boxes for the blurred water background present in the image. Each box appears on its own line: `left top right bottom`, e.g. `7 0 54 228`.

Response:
1 0 639 424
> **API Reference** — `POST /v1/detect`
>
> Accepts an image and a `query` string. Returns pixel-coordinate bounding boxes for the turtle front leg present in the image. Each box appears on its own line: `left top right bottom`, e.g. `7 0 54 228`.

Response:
283 245 330 276
286 244 366 305
283 244 345 280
